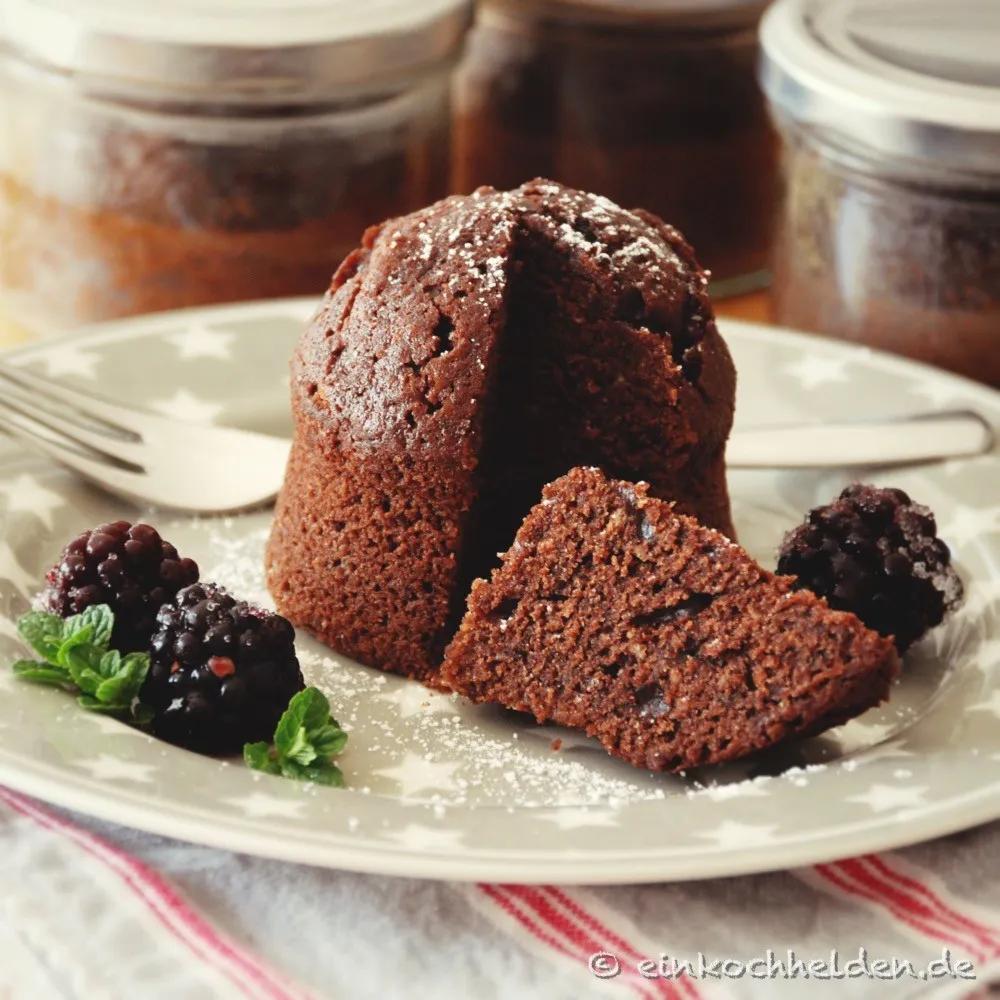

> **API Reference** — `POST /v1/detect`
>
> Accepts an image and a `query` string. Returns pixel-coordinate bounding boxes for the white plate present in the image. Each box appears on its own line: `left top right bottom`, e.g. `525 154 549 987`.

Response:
0 298 997 884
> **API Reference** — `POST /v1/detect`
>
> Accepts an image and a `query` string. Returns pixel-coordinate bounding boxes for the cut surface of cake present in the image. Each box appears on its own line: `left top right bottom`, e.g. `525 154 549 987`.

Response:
440 467 900 772
267 180 736 680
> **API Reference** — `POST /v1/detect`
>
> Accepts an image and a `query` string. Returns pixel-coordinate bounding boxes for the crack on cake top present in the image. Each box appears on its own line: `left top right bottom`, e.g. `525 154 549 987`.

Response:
299 180 725 449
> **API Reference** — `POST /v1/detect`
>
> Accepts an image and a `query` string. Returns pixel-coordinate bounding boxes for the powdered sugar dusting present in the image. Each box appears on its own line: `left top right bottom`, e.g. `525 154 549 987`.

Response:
182 518 902 810
195 520 680 807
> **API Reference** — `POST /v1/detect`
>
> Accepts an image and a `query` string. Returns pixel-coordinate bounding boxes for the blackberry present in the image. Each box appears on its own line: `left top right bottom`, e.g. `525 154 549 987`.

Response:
777 484 963 652
43 521 199 651
143 583 304 754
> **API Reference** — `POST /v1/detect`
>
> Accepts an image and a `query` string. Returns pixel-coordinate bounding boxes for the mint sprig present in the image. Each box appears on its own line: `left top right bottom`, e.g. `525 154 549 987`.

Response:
244 687 348 786
13 605 151 722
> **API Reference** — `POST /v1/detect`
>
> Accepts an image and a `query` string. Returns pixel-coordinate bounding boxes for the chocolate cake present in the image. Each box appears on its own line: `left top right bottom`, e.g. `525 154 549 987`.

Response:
440 467 900 772
267 180 736 680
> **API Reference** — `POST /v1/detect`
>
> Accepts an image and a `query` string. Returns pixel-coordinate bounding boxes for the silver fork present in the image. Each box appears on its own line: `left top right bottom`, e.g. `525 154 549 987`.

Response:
0 362 290 513
0 362 993 514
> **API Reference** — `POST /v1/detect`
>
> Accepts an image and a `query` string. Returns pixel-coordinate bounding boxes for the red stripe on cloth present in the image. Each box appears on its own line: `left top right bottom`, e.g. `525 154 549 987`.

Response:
814 862 989 965
0 788 303 1000
542 887 700 1000
499 885 667 1000
477 883 584 966
862 855 1000 952
835 859 997 963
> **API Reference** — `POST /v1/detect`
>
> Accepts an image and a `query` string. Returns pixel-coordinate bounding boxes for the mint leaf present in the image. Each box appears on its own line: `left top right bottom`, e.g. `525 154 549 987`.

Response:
88 650 150 711
298 686 334 733
62 639 102 693
282 725 316 766
287 761 345 787
12 659 72 687
16 612 65 662
10 606 152 722
244 687 349 786
273 691 310 756
78 695 128 714
68 605 114 650
243 742 282 775
57 627 97 674
311 723 348 759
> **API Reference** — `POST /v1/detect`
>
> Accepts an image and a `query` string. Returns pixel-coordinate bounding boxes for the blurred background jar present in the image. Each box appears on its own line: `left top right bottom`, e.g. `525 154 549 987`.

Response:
451 0 779 295
0 0 471 340
761 0 1000 386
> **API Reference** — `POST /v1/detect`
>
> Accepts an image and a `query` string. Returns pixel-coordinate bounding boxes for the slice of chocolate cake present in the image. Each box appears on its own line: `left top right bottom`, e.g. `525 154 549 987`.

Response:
440 467 900 772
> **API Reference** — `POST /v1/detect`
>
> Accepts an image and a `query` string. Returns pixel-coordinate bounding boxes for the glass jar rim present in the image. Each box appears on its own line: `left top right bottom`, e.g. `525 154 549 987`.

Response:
760 0 1000 175
0 0 472 99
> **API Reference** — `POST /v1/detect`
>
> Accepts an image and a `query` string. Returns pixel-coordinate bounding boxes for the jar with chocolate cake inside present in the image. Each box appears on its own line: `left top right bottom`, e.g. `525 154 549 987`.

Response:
0 0 472 339
451 0 779 295
761 0 1000 386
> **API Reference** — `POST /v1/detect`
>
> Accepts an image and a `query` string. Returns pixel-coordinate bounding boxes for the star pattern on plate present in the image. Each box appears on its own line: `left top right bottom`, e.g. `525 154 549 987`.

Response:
534 806 621 830
698 820 778 848
167 324 235 361
27 344 101 380
374 752 460 797
223 791 306 819
74 754 156 783
782 354 850 390
150 389 224 425
847 783 929 813
384 823 464 851
959 578 1000 620
968 690 1000 717
0 473 66 530
0 541 37 597
970 638 1000 676
378 684 453 720
940 504 1000 548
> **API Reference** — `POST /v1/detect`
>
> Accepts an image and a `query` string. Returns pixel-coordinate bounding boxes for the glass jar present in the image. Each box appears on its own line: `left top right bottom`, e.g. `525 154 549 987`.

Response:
451 0 778 294
0 0 471 338
761 0 1000 386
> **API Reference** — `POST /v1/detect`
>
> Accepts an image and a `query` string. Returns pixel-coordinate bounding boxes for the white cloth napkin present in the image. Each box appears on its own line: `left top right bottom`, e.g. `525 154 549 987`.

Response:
0 787 997 1000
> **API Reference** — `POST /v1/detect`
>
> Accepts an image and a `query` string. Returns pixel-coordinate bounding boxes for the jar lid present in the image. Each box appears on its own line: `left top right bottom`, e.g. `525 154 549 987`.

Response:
0 0 473 100
760 0 1000 175
484 0 768 29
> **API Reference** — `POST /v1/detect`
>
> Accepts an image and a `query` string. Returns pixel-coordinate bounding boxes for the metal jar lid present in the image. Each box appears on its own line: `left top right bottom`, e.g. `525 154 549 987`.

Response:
760 0 1000 175
0 0 473 101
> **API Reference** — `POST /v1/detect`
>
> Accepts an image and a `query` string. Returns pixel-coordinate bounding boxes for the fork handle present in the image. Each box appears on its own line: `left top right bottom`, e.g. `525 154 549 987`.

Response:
727 410 994 469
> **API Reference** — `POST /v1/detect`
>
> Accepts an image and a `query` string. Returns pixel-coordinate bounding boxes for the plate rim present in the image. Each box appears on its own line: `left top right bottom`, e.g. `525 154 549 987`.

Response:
0 746 997 884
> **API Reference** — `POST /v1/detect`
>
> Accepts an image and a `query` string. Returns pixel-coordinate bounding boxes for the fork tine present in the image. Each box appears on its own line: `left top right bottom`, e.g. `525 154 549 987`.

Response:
0 408 145 493
0 390 144 465
0 370 140 444
0 362 142 430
